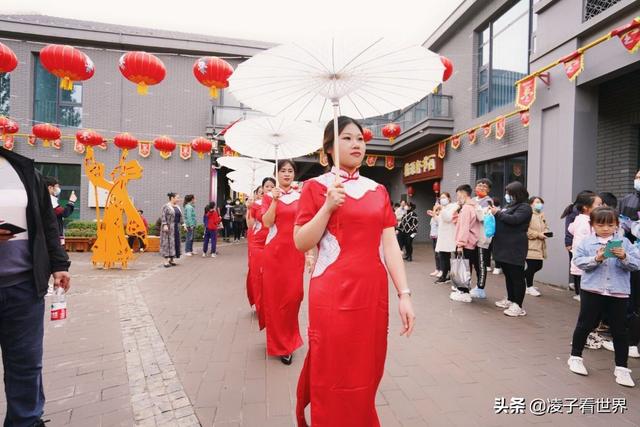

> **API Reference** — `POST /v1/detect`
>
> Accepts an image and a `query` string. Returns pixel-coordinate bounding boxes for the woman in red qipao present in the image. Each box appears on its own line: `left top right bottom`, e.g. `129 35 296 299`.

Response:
246 177 276 330
261 160 306 365
294 116 416 427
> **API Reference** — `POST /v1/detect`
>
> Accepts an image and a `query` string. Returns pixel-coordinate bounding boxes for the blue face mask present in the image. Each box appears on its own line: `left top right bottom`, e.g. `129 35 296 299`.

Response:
504 194 513 205
635 179 640 192
534 203 543 212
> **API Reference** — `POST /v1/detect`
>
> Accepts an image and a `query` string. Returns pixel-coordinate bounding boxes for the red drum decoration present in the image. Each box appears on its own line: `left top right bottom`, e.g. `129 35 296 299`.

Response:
32 123 61 147
432 181 440 194
382 123 401 143
119 52 166 95
0 42 18 73
76 129 104 147
39 44 95 90
440 56 453 82
362 127 373 143
191 137 213 159
153 136 176 159
193 56 234 99
114 133 139 151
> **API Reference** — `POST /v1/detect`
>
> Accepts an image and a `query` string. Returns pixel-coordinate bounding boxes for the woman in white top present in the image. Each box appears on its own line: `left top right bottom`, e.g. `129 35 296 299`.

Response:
435 192 458 283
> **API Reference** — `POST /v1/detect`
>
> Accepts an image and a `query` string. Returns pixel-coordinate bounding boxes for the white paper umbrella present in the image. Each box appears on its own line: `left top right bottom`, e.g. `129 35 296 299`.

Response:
227 169 273 186
216 156 274 173
223 117 322 183
229 37 445 168
228 177 255 196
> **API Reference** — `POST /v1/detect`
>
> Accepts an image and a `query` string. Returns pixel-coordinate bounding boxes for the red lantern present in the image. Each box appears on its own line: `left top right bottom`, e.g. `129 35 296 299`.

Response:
75 129 104 147
382 123 401 143
153 136 176 159
39 44 94 91
119 52 166 95
193 57 234 99
0 116 8 131
191 137 213 159
440 56 453 82
32 123 61 147
407 185 415 198
114 133 139 151
432 181 441 194
362 128 373 143
0 42 18 73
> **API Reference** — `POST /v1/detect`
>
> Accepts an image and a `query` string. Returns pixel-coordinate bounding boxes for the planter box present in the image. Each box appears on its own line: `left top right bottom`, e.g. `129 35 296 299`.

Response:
64 236 96 252
146 236 160 252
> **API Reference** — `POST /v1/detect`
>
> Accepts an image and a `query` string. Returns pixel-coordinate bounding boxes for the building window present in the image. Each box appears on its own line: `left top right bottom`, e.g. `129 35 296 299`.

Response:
477 0 532 116
34 56 83 127
34 163 81 221
584 0 623 21
475 154 527 201
0 73 9 116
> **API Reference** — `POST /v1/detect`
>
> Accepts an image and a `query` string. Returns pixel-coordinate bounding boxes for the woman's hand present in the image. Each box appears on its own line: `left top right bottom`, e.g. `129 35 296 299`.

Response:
490 206 499 215
162 224 169 233
271 187 282 201
323 182 345 213
305 252 316 274
595 247 605 262
398 295 415 337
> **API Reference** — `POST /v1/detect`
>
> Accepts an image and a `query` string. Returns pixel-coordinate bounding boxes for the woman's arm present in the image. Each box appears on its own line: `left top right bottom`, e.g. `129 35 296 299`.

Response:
261 199 278 228
495 204 532 225
246 204 255 229
381 227 415 337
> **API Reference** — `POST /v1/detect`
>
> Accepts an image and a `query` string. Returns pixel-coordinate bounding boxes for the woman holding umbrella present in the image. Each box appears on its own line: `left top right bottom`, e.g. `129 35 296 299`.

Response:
293 116 415 426
261 161 305 365
246 177 276 330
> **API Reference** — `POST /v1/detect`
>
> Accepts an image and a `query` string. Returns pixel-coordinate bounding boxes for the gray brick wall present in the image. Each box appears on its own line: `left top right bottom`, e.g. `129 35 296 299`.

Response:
3 38 243 224
596 69 640 196
433 0 530 196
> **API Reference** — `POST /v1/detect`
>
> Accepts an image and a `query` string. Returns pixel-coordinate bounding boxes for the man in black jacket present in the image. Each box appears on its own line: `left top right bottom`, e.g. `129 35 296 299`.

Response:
0 147 71 427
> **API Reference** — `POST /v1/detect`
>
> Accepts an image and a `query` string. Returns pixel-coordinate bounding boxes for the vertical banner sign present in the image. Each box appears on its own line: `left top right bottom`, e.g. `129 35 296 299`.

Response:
482 123 492 138
319 149 329 167
365 155 377 167
180 144 192 160
612 17 640 53
468 129 477 145
515 76 536 110
384 156 395 170
74 137 85 154
450 135 461 150
519 110 530 127
438 141 446 159
561 51 584 81
138 142 151 158
495 117 506 140
2 135 14 150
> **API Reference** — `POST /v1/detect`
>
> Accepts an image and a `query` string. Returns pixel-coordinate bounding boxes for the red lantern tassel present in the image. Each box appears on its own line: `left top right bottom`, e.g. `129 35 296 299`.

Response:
43 139 50 148
209 86 219 99
137 82 148 96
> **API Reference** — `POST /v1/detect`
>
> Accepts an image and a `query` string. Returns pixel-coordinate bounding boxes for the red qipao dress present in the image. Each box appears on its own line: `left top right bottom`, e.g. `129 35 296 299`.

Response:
247 199 267 330
295 168 397 427
261 189 305 356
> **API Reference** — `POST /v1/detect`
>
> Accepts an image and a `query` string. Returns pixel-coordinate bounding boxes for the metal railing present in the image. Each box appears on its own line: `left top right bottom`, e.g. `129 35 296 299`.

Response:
584 0 623 21
360 94 452 138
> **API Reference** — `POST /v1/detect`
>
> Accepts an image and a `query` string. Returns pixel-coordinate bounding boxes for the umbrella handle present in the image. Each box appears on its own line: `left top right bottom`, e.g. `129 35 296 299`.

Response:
332 102 340 172
274 145 279 188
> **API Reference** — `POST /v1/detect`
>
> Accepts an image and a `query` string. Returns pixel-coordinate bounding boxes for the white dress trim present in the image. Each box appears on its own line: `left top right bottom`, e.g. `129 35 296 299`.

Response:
312 170 379 200
312 230 341 278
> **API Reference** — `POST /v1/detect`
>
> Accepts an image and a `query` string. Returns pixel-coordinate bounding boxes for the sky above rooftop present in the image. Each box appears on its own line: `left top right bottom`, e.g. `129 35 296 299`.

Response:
1 0 462 45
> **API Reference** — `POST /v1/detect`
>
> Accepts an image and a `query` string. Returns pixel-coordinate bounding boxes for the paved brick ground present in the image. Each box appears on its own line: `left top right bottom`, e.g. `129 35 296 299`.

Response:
1 242 639 426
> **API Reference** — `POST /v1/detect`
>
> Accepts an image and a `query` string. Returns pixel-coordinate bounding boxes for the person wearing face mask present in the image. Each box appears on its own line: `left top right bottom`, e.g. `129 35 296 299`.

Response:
222 199 234 242
231 198 246 242
450 184 480 303
44 176 77 245
293 116 414 427
525 197 550 297
434 192 457 284
469 178 493 299
261 159 305 366
490 182 533 317
160 192 185 268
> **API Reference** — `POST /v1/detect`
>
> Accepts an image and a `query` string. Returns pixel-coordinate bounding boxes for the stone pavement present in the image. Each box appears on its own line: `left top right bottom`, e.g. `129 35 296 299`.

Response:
1 242 639 426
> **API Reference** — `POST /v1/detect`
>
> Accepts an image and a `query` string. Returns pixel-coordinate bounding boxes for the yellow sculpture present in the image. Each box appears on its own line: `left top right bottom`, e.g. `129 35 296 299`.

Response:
84 146 147 269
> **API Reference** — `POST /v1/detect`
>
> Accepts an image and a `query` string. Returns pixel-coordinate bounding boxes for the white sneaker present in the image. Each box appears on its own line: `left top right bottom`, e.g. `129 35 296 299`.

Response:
492 268 502 275
202 253 207 257
211 253 217 258
630 346 640 358
451 285 457 291
436 271 443 278
601 340 615 352
614 366 635 387
568 356 588 375
503 303 526 317
429 270 439 277
495 298 511 309
526 286 541 297
568 282 575 291
139 248 144 253
449 291 472 303
185 252 193 257
573 295 581 302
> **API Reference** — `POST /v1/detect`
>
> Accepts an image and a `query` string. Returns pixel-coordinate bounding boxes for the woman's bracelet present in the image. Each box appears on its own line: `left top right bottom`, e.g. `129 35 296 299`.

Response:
398 289 412 298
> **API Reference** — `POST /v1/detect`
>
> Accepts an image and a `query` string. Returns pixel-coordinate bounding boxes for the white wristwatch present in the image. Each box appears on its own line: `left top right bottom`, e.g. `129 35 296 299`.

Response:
398 289 412 298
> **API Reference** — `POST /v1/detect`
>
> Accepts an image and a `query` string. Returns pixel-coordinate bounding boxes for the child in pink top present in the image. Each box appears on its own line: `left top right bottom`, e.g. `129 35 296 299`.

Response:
568 192 602 300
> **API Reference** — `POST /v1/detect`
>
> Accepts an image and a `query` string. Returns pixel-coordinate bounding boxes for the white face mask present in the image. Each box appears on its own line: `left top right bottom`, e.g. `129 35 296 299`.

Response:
440 198 449 206
634 179 640 192
53 187 61 197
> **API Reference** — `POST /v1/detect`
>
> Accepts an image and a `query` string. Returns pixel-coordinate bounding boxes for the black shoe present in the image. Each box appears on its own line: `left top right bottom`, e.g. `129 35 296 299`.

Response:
163 263 171 268
32 419 49 427
281 354 293 365
434 276 450 284
406 257 412 262
169 261 177 266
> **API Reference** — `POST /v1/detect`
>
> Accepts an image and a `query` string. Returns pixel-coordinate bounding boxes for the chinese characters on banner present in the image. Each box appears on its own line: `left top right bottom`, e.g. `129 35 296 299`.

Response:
450 135 461 150
365 155 376 167
468 129 477 144
384 156 395 170
612 17 640 53
222 145 238 157
519 110 530 127
402 145 443 184
561 51 585 81
179 144 192 160
515 76 536 110
3 135 14 150
495 117 506 140
482 123 492 138
438 141 446 159
52 139 62 150
138 142 151 158
74 138 85 154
